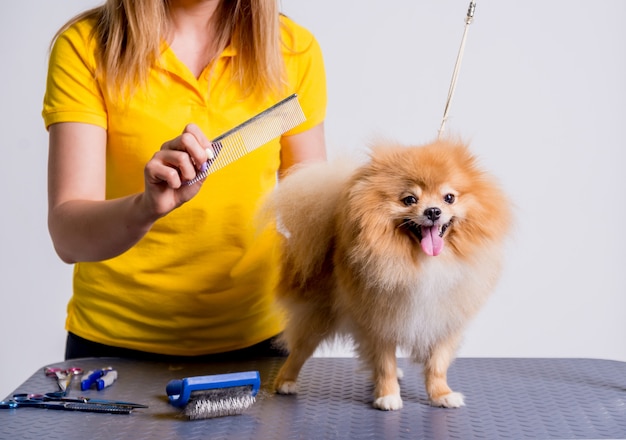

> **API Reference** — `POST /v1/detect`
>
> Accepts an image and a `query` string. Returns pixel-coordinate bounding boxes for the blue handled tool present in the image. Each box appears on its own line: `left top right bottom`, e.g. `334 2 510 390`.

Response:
81 368 116 391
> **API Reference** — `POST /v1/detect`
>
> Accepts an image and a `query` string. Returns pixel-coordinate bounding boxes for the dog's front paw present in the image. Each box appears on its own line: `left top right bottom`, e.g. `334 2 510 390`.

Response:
274 379 299 395
430 392 465 408
373 394 403 411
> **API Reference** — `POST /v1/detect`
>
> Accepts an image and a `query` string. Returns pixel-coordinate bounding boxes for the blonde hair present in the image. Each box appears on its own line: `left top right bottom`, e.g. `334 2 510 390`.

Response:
52 0 285 99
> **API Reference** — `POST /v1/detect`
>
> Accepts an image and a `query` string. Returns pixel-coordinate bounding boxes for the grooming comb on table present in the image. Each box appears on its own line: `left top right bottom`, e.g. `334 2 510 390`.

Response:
185 94 306 185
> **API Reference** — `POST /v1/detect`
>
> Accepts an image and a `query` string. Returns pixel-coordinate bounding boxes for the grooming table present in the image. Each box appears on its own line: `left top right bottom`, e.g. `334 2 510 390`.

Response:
1 358 624 439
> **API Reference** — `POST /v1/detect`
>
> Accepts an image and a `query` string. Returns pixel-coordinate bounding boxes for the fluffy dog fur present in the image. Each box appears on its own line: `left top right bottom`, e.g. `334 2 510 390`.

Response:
264 139 512 410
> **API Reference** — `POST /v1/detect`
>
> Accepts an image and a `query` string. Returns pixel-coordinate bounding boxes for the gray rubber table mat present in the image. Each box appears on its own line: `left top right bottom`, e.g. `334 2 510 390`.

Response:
1 357 624 439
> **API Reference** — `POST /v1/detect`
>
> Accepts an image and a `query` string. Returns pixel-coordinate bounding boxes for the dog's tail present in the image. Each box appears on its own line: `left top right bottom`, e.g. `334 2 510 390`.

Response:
259 160 356 286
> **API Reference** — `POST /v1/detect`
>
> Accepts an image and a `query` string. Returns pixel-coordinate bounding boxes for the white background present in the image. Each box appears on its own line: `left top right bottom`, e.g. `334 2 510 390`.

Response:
1 0 624 399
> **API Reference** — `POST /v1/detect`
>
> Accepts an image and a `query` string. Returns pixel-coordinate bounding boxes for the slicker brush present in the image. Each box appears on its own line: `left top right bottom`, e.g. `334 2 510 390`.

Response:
166 371 260 420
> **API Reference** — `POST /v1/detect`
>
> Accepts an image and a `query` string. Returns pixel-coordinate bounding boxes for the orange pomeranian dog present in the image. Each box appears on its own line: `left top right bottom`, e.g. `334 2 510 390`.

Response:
264 139 512 410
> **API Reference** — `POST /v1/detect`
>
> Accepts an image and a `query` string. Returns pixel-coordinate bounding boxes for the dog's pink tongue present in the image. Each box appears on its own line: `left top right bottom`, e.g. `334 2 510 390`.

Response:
420 225 444 256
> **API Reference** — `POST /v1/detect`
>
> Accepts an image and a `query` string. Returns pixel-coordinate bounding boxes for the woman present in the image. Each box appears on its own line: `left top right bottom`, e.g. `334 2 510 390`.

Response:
43 0 327 360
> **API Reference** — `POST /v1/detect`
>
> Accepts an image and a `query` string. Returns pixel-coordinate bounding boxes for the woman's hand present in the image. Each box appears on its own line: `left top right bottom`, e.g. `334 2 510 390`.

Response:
143 123 213 219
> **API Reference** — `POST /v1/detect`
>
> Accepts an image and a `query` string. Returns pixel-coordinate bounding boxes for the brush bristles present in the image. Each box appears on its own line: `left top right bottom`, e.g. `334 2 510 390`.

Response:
185 395 256 420
183 387 256 420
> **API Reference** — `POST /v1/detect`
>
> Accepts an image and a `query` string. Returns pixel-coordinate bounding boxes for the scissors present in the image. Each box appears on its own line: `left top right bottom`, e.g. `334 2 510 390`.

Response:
44 367 84 394
1 399 132 414
0 393 147 413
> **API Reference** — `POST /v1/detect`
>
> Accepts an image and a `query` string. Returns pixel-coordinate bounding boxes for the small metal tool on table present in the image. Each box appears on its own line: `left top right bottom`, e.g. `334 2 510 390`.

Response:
0 365 148 414
44 366 83 396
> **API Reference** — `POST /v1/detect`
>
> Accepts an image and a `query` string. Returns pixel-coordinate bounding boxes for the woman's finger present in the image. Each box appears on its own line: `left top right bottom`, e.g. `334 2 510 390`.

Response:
162 124 214 171
147 149 198 186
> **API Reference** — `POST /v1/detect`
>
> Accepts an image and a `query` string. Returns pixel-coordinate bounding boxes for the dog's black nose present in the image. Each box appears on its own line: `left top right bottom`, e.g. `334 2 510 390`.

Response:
424 207 441 221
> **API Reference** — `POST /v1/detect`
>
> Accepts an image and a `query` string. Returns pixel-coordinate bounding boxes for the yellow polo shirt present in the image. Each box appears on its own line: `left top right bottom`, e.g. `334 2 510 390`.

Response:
42 15 326 355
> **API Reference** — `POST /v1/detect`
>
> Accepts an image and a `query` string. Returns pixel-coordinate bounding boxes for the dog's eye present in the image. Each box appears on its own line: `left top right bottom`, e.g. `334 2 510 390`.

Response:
444 194 456 204
402 195 418 206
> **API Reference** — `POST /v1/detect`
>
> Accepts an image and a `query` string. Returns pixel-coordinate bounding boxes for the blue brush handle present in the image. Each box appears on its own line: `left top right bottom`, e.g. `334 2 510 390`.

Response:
166 371 261 408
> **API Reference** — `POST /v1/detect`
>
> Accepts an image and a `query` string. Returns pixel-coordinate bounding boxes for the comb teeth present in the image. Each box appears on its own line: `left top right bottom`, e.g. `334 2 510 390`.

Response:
63 402 134 414
185 94 306 185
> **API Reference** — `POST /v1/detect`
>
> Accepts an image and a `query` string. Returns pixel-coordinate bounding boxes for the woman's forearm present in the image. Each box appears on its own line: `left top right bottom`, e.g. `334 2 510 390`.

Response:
48 193 157 264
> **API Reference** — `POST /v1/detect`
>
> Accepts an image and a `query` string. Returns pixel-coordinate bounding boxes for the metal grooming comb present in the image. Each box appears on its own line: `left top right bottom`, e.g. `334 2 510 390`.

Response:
185 94 306 185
